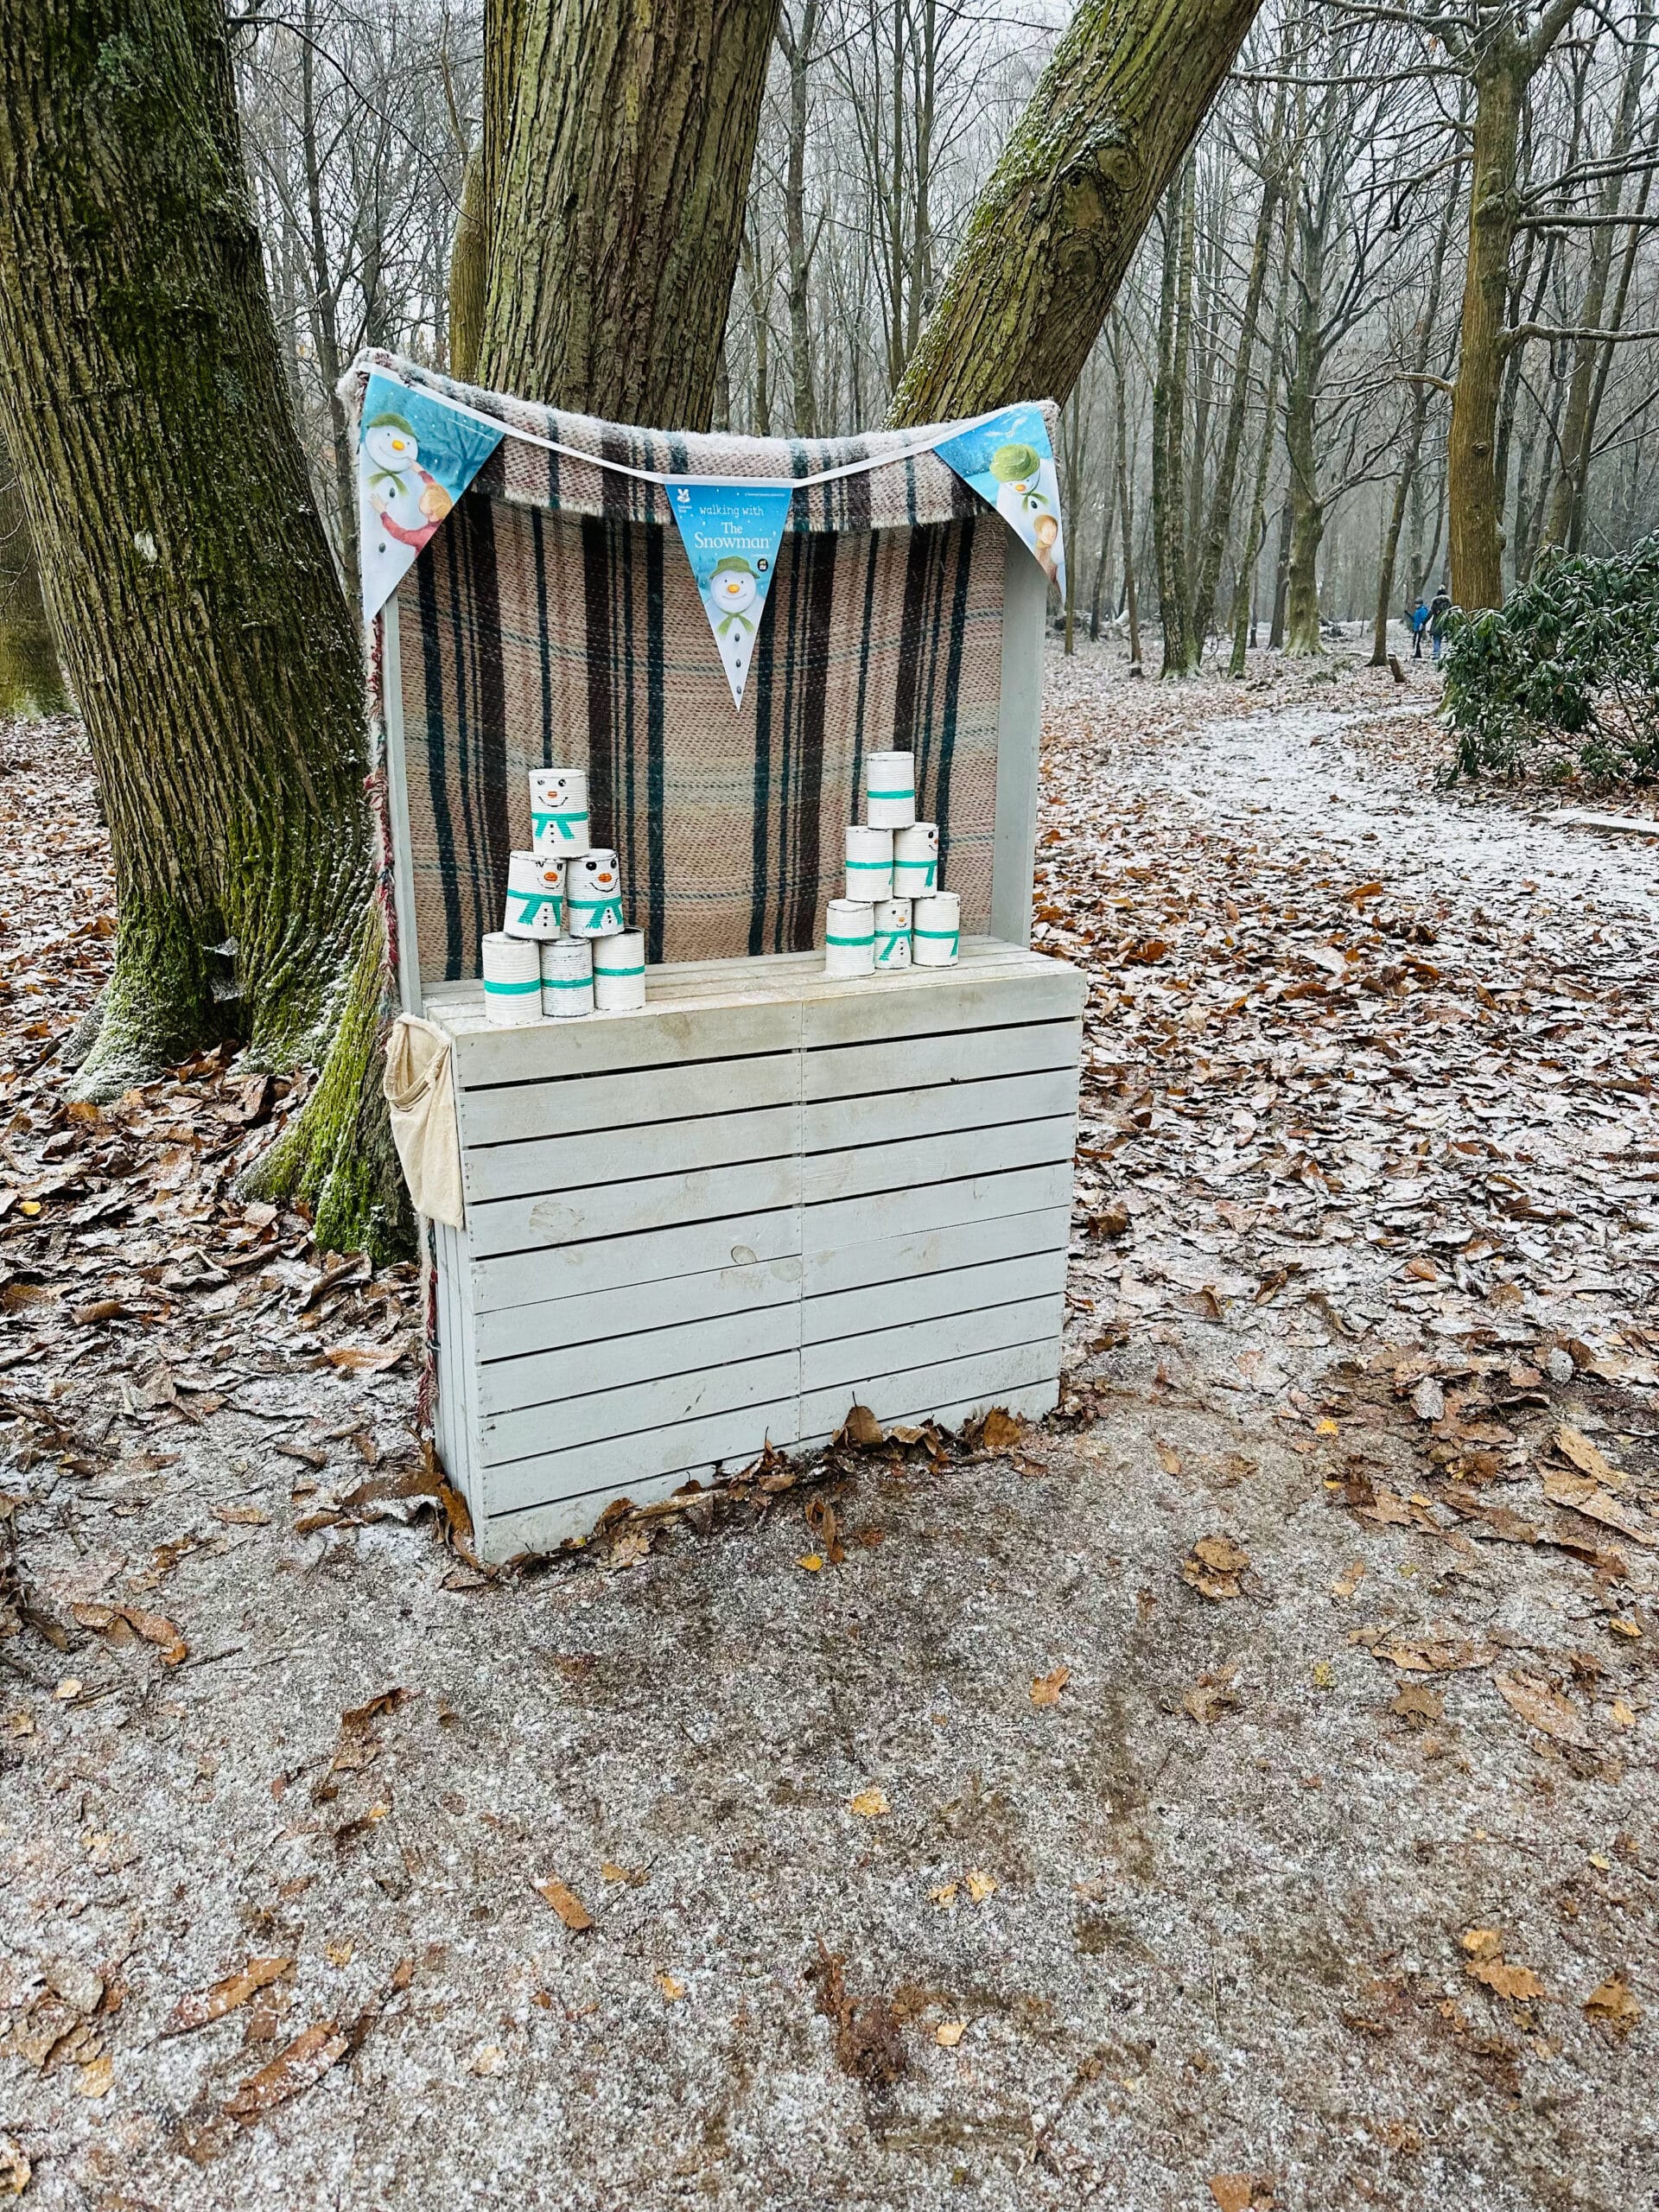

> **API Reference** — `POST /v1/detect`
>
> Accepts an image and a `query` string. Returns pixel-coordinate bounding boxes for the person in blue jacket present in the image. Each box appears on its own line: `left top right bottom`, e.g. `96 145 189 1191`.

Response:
1408 594 1430 658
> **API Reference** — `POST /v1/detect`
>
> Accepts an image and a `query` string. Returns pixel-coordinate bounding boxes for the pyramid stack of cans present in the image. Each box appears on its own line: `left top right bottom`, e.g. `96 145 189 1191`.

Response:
823 750 960 979
479 770 648 1027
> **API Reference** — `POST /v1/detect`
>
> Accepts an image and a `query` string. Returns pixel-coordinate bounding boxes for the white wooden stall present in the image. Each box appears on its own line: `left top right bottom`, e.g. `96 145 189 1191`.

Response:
380 505 1084 1560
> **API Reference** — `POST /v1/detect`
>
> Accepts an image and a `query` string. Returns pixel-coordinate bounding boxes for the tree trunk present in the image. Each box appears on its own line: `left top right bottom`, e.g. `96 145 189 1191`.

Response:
779 0 821 438
1370 187 1456 665
1108 319 1142 669
478 0 781 426
1574 161 1655 551
1152 175 1195 677
0 428 67 716
0 2 367 1090
1543 3 1655 553
1229 202 1291 678
1268 497 1292 648
888 0 1266 424
448 149 488 380
1447 43 1523 611
1194 94 1284 651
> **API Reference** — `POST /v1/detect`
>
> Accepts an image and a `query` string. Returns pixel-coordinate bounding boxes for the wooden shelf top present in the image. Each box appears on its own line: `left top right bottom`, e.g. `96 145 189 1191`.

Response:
421 937 1073 1031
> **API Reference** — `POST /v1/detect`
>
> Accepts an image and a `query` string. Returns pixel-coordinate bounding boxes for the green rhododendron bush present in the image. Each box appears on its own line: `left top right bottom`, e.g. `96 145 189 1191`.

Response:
1442 539 1659 784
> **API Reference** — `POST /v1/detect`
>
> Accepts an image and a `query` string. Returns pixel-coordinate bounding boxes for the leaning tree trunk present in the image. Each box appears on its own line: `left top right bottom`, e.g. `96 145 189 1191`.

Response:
0 428 67 716
888 0 1266 424
0 3 376 1125
1448 45 1524 612
1151 177 1193 677
478 0 781 424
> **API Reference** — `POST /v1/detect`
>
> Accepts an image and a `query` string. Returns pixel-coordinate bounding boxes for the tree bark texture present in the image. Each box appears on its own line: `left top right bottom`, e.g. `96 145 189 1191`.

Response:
1447 43 1523 611
0 0 370 1103
887 0 1266 425
478 0 781 426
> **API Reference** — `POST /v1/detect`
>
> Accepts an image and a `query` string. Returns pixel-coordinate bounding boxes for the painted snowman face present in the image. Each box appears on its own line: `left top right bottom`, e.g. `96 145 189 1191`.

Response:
535 855 563 891
539 772 580 806
574 852 619 894
365 422 417 473
910 824 939 855
714 569 758 617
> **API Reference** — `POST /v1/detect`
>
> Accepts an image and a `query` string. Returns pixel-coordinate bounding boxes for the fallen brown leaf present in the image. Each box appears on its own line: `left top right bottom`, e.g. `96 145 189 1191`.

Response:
1553 1423 1624 1489
223 2020 348 2121
1541 1467 1651 1545
1583 1976 1640 2034
835 1404 885 1449
1492 1670 1592 1749
1184 1668 1239 1725
1182 1534 1250 1600
977 1406 1025 1453
166 1956 293 2037
534 1879 594 1933
1468 1956 1548 2004
1209 2176 1275 2212
1030 1664 1071 1707
849 1786 890 1818
321 1341 405 1375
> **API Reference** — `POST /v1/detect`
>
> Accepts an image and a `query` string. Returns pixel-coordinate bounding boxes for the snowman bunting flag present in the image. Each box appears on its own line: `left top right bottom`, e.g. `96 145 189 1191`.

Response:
665 480 793 708
357 372 503 620
931 404 1065 598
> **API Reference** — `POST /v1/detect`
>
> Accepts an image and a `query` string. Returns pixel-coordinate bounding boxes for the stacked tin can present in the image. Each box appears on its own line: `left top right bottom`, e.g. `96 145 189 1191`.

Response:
823 750 959 978
481 768 649 1024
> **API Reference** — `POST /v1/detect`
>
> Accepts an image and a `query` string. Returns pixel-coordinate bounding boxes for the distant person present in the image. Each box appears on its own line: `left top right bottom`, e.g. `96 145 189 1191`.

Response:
1429 585 1452 664
1408 594 1429 658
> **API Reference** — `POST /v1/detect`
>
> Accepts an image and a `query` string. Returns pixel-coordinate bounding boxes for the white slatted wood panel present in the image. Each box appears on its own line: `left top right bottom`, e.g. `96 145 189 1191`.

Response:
428 943 1084 1556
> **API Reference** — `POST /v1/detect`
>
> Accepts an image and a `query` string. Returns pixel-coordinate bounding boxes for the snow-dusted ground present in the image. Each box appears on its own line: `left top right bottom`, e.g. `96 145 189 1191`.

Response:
2 650 1656 2209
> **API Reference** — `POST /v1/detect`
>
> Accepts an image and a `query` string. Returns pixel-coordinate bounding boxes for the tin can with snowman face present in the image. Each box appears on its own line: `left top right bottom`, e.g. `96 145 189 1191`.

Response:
871 898 912 972
892 822 939 899
565 849 626 938
529 768 591 859
503 849 563 940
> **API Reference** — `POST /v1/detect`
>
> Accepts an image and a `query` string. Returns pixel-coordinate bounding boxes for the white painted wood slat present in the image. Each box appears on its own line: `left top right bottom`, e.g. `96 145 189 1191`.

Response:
471 1205 803 1315
464 1101 800 1205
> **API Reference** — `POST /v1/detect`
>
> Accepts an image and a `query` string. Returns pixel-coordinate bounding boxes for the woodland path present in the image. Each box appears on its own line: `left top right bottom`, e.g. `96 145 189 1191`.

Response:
0 645 1655 2211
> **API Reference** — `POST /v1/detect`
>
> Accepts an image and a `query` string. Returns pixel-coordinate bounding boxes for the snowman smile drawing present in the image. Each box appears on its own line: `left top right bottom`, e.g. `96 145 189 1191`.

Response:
363 413 454 552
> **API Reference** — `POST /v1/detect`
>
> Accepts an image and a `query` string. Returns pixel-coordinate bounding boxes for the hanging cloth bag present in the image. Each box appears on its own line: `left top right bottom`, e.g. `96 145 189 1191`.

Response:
382 1014 464 1228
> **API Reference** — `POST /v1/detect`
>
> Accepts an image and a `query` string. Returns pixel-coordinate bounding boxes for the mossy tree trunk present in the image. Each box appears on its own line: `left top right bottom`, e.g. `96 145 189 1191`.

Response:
1151 168 1197 676
0 0 408 1253
477 0 781 425
888 0 1266 426
0 0 367 1095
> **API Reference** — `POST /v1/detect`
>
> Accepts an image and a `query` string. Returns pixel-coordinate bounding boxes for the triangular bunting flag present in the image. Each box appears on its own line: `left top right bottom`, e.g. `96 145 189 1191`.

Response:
358 372 504 620
665 480 793 707
931 405 1065 599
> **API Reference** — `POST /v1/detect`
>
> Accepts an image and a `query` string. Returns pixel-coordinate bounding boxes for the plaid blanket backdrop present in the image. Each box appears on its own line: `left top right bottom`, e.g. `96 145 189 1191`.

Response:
365 354 1045 981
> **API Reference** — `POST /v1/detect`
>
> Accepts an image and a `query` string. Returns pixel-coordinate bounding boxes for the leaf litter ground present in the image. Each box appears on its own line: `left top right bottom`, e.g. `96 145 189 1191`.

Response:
0 644 1655 2209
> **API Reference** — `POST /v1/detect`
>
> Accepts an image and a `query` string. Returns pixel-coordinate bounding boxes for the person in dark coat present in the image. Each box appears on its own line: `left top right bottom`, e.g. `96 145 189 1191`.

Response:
1429 586 1452 664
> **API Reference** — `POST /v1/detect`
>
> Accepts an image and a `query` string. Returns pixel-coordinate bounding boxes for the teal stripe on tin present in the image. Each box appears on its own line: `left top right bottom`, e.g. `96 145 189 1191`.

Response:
485 976 541 995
